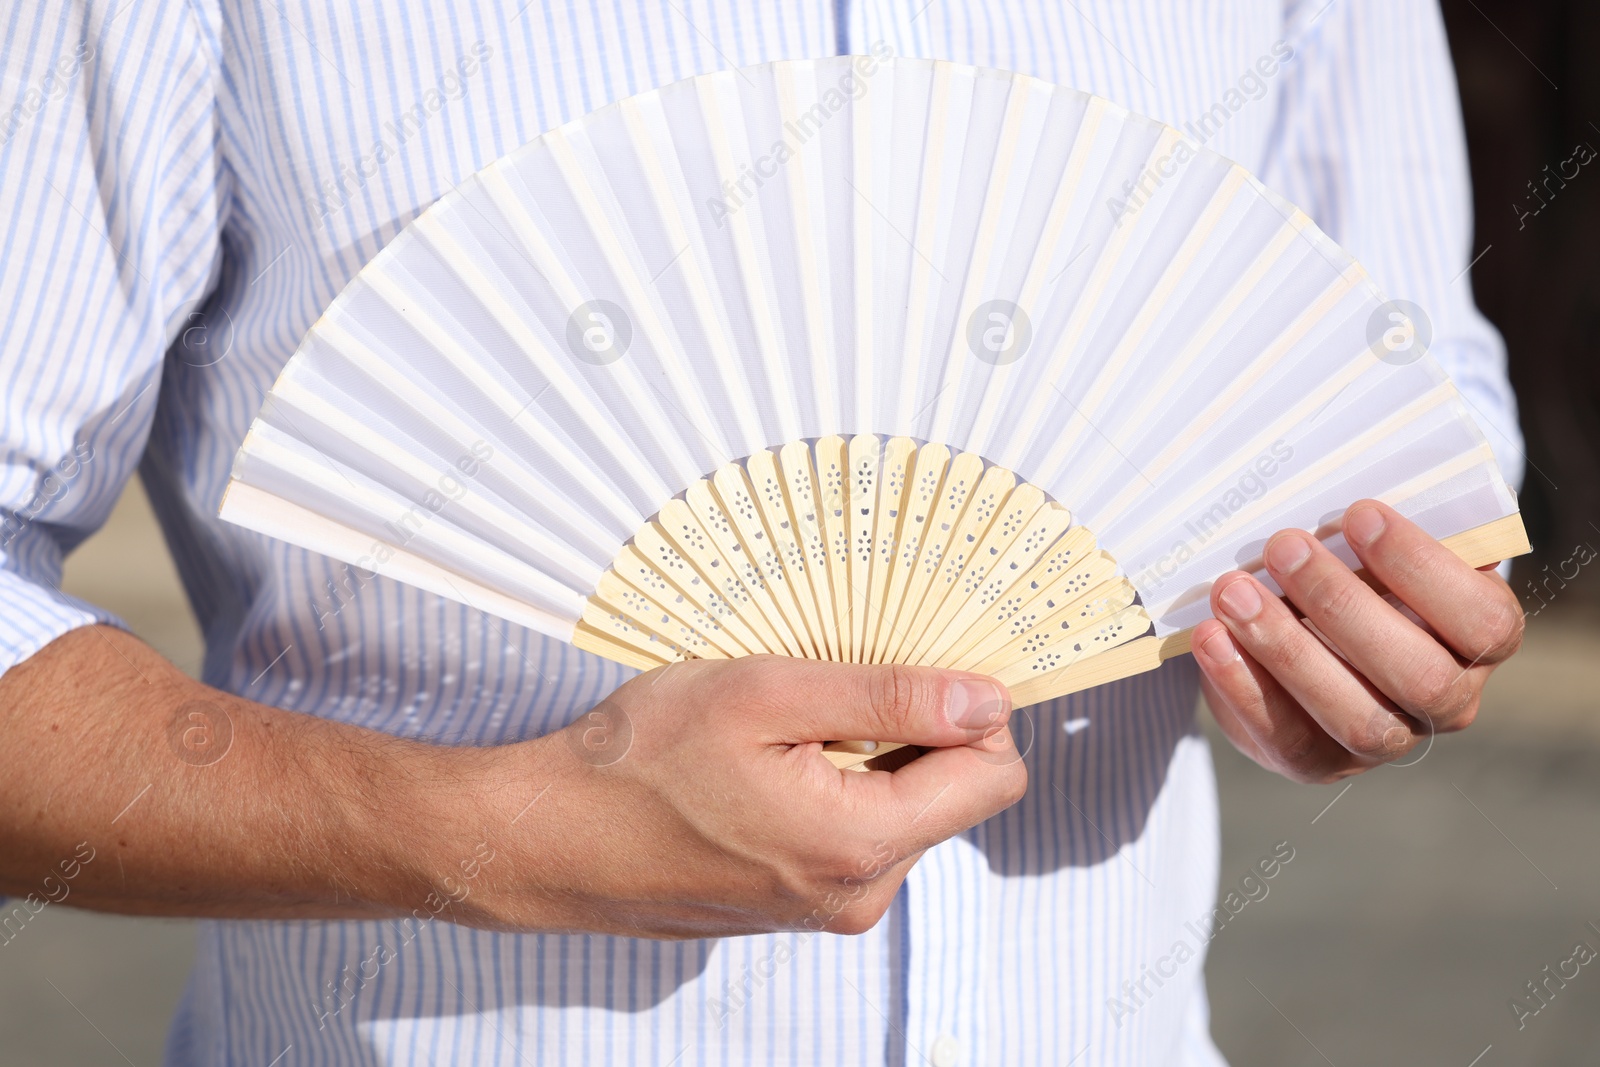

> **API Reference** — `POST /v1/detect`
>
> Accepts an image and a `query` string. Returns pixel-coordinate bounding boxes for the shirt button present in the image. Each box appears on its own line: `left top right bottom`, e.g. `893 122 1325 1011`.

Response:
930 1034 960 1067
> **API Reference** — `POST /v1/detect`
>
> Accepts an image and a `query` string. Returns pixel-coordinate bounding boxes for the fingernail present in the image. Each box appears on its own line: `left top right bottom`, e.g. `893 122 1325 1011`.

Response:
1347 505 1386 548
1219 578 1263 622
1266 533 1311 576
1199 628 1237 665
948 678 1007 730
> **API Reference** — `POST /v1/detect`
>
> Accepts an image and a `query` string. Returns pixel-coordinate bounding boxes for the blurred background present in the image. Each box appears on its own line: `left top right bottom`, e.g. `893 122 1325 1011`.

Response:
4 2 1599 1064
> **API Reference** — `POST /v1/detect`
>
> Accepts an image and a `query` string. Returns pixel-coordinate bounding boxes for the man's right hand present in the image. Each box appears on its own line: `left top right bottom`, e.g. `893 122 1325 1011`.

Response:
450 657 1025 940
0 629 1024 940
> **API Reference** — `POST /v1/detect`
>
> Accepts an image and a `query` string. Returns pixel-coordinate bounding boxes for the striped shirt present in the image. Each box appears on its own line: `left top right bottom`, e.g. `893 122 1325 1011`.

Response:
0 1 1519 1064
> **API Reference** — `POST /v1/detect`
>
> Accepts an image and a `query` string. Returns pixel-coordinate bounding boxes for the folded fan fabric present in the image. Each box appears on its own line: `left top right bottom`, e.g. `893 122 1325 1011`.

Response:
221 56 1525 706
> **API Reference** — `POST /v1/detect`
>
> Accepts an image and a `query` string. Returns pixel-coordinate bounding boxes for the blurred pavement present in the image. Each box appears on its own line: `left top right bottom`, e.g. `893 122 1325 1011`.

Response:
2 481 1596 1066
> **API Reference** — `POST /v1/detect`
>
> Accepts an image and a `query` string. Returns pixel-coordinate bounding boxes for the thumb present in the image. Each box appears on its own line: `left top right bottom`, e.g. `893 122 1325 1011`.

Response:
741 658 1011 749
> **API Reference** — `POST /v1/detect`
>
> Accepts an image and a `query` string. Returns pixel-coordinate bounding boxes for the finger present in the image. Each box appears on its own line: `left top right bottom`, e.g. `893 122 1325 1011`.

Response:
1193 629 1274 768
1260 528 1481 731
1210 572 1423 768
841 741 1028 853
1192 619 1378 782
728 657 1012 749
1342 501 1524 667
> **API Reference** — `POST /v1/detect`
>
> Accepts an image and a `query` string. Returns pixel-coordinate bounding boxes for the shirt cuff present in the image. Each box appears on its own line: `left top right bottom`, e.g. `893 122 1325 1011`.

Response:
0 567 125 681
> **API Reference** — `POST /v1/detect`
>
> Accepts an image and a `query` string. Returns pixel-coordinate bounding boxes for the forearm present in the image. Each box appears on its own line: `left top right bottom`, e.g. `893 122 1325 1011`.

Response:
0 625 501 921
0 628 1029 943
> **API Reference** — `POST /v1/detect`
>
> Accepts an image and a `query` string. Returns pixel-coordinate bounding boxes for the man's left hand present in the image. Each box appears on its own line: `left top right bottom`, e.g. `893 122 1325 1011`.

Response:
1193 499 1525 783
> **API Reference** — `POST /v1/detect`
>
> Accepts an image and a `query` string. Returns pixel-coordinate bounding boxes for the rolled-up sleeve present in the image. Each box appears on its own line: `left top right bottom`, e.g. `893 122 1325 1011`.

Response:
0 0 224 676
1260 0 1524 490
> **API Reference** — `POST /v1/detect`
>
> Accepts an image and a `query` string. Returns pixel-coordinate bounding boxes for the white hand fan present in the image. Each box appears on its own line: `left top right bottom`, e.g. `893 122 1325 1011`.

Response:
221 56 1527 767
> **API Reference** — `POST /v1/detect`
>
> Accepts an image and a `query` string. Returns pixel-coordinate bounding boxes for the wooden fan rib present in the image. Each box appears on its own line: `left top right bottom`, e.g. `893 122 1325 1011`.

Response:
844 434 884 661
661 495 797 657
968 574 1137 677
689 477 809 657
942 539 1120 670
629 524 767 654
713 463 819 657
880 451 991 663
602 547 752 658
591 571 732 660
938 524 1102 667
813 436 856 660
778 440 842 661
870 442 953 662
918 500 1074 668
893 464 1017 664
745 449 831 658
905 483 1049 665
572 618 679 671
991 604 1151 688
861 438 919 663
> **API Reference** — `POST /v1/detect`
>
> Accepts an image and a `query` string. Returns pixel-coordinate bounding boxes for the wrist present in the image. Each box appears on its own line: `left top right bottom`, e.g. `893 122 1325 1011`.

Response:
369 733 571 932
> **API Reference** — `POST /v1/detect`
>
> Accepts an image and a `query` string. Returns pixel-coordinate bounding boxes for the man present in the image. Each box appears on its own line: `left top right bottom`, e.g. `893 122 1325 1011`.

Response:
0 1 1524 1063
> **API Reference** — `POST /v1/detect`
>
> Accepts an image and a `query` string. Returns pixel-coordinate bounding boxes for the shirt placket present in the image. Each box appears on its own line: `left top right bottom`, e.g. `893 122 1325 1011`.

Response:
900 831 990 1067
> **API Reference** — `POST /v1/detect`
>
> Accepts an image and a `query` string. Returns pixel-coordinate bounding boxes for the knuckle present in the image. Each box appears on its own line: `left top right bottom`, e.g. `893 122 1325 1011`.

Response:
1269 727 1328 780
864 664 937 732
1441 694 1480 733
830 912 874 936
1240 616 1297 671
997 762 1029 808
1308 571 1365 626
1387 538 1436 586
722 656 790 712
810 839 870 884
1469 598 1525 664
803 874 893 936
1346 711 1404 760
1405 661 1462 718
828 895 892 936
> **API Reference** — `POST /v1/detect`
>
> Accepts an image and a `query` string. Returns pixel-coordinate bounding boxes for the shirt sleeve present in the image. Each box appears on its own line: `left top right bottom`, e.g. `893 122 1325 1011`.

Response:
0 0 225 678
1259 0 1525 491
